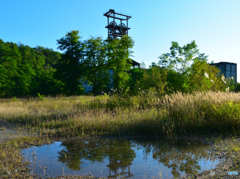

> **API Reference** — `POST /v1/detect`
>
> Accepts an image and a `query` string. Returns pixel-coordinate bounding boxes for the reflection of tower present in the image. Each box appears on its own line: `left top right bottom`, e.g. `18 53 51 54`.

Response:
107 157 133 178
104 9 131 40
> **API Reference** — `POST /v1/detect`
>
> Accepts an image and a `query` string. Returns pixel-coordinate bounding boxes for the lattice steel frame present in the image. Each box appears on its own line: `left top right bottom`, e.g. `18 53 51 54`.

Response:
104 9 131 40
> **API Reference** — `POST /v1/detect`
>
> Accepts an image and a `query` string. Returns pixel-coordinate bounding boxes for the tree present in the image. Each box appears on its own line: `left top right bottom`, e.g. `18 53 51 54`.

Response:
106 35 134 90
34 46 62 95
235 82 240 92
135 66 167 95
159 41 201 73
225 76 235 92
0 40 21 97
0 38 79 97
17 44 46 96
158 41 226 93
188 59 226 92
158 41 201 93
56 30 85 95
84 37 110 95
127 68 144 95
35 46 61 69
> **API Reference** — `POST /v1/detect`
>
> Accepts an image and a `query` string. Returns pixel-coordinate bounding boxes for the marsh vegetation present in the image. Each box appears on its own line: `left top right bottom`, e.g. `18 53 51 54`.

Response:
0 91 240 178
1 91 240 137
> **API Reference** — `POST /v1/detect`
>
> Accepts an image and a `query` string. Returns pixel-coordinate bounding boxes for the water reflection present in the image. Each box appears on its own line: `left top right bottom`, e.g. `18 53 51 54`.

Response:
58 139 135 178
57 137 217 178
131 138 216 177
22 137 219 178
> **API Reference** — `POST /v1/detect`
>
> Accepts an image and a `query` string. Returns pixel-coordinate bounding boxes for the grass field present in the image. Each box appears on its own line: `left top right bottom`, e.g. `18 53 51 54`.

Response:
1 91 240 137
0 91 240 178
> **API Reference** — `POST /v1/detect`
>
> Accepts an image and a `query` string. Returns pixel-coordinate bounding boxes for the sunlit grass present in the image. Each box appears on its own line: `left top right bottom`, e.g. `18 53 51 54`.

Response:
0 91 240 137
1 91 240 178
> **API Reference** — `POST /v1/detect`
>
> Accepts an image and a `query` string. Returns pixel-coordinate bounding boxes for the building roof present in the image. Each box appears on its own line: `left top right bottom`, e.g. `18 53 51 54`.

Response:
130 59 140 66
210 61 237 65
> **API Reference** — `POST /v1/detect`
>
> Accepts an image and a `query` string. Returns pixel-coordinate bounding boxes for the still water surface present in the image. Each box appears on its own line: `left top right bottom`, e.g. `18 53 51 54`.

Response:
22 137 219 178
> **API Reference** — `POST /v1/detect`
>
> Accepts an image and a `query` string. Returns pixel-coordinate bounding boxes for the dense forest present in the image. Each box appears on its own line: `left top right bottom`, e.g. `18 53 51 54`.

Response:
0 30 238 98
0 39 61 97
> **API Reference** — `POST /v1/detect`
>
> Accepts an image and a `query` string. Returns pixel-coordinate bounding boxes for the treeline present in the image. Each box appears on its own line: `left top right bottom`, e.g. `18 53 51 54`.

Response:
0 30 135 97
0 30 238 98
55 30 134 96
0 39 62 97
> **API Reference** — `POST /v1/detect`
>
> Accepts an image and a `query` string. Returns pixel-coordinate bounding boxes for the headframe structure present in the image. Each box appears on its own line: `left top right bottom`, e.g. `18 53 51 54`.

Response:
104 9 131 40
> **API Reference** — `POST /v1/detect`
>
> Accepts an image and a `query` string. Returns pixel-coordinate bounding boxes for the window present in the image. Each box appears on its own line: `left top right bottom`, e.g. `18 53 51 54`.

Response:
226 64 230 72
219 66 224 73
225 72 230 78
232 65 236 72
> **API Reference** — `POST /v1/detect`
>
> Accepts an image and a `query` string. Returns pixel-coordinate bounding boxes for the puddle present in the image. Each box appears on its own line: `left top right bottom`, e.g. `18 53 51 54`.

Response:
22 137 219 178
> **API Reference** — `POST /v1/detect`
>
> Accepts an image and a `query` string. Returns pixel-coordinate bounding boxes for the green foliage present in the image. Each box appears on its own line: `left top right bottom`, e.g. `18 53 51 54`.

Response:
135 66 167 96
37 93 45 100
158 40 228 94
0 39 62 97
0 40 21 97
84 36 110 95
212 101 240 132
188 59 226 92
107 35 134 90
56 30 85 95
159 41 205 93
0 34 238 98
17 44 45 96
235 83 240 92
127 68 143 95
34 46 63 95
166 69 190 93
12 97 18 102
225 77 235 92
159 41 200 73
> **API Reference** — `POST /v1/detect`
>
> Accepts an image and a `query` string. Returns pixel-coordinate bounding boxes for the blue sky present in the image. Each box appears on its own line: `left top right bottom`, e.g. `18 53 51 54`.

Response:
1 0 239 81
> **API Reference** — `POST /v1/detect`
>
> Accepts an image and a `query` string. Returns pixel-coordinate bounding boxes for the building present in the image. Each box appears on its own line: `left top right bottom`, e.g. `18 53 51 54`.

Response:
210 62 237 84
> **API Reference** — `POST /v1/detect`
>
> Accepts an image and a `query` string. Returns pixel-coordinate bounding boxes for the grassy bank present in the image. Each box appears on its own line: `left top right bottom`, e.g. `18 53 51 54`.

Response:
0 90 240 178
0 91 240 137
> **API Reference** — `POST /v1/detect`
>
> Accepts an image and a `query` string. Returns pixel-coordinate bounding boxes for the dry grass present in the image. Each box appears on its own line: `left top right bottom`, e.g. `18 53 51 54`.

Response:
0 126 6 131
0 92 240 178
0 91 240 137
0 135 53 178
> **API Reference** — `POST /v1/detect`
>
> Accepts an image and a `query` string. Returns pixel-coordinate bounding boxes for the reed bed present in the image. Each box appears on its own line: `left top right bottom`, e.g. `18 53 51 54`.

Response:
0 91 240 137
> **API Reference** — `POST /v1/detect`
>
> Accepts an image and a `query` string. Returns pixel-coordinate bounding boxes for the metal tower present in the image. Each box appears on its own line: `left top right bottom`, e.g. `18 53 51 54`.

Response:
103 9 131 40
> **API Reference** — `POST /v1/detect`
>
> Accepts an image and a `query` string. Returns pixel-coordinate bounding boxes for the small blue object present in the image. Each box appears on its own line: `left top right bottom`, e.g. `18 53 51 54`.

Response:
228 171 238 175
